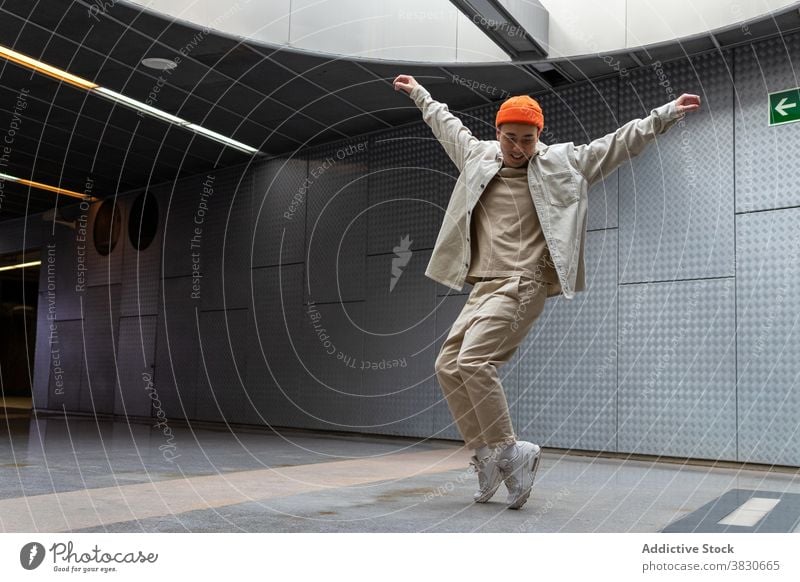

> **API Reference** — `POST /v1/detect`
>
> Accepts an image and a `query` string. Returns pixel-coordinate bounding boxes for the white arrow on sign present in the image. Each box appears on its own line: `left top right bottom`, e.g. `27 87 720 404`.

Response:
776 96 797 116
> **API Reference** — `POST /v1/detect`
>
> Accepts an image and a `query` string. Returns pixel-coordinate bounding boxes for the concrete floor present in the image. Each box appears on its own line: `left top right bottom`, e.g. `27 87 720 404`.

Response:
3 399 800 533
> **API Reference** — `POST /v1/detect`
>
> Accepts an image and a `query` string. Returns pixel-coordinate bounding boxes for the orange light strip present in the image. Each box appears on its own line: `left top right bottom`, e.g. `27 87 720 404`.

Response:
15 177 96 201
0 45 98 91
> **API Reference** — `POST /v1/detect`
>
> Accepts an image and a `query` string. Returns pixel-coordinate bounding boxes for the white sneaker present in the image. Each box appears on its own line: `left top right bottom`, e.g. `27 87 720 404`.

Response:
469 448 504 503
497 441 541 509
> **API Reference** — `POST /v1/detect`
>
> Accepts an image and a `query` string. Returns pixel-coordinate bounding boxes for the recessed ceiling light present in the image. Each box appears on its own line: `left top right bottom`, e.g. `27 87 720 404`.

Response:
141 57 178 71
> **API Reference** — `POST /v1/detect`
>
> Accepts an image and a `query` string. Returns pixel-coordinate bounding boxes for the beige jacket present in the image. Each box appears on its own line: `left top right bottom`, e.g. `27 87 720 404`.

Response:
410 83 685 299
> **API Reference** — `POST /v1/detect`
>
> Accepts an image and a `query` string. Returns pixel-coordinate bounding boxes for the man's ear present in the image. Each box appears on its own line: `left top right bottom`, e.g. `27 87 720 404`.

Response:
495 125 501 140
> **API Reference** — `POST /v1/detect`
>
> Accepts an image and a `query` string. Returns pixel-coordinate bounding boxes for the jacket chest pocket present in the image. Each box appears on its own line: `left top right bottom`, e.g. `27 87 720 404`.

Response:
541 170 579 207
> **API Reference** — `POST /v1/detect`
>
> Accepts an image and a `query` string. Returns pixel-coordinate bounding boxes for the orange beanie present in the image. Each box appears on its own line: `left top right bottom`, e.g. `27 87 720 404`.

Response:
495 95 544 130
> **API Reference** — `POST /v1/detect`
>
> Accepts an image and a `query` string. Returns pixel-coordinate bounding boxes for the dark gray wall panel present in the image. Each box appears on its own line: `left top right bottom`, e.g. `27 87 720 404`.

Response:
38 223 83 321
47 319 84 411
80 285 120 414
433 293 469 441
0 214 42 253
114 315 157 418
459 100 501 142
356 250 437 437
619 51 734 283
305 139 368 304
85 199 125 287
252 156 308 268
535 77 620 231
196 309 250 423
120 190 163 317
436 282 470 296
199 168 253 311
586 174 618 232
247 264 306 428
736 208 800 466
367 124 456 255
618 278 736 460
295 300 365 432
517 229 618 451
32 292 52 408
159 175 208 279
154 276 200 419
735 34 800 213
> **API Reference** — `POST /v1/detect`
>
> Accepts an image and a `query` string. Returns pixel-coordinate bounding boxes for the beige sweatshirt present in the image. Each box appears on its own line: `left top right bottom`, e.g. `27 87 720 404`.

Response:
465 163 559 286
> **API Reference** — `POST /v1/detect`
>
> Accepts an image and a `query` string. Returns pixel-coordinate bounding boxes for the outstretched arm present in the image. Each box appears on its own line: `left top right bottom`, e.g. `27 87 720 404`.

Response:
394 74 478 173
573 93 701 187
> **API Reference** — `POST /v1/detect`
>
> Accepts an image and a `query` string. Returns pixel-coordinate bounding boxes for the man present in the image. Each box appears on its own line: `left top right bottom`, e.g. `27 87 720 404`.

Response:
393 73 701 510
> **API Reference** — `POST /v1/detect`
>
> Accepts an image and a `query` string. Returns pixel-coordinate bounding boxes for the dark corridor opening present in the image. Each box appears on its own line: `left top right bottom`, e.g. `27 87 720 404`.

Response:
0 249 39 401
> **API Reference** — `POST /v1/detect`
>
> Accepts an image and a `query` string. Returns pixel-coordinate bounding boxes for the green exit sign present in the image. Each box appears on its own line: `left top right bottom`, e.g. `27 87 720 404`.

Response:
769 88 800 126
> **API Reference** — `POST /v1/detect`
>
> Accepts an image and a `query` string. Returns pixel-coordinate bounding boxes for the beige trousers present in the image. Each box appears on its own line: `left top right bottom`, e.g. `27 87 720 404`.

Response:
435 275 548 449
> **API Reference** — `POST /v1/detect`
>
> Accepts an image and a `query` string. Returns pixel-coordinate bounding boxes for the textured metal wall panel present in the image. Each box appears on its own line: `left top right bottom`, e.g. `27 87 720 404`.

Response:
618 278 736 460
295 300 365 432
735 33 800 213
38 223 83 321
517 229 618 451
305 139 368 304
47 319 84 411
619 51 734 283
199 168 253 311
535 77 620 230
252 156 308 268
436 282 470 296
159 176 207 279
433 293 470 441
85 199 125 287
120 190 163 317
356 250 437 437
736 208 800 466
32 292 52 409
459 100 499 142
115 315 157 418
246 264 306 428
154 276 200 419
196 309 250 423
80 285 120 414
367 124 456 255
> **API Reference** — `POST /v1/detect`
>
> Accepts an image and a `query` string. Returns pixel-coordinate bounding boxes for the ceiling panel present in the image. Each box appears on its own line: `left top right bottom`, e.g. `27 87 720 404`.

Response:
0 0 795 221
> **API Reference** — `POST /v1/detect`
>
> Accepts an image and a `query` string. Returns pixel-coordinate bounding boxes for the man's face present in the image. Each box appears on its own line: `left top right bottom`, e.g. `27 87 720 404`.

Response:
496 122 538 168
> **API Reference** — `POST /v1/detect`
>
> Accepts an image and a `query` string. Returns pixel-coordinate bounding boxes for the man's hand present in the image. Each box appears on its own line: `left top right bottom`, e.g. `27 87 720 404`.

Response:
675 93 701 115
393 74 419 96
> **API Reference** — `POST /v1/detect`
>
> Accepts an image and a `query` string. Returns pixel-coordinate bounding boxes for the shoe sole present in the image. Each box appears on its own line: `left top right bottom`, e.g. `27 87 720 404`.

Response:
507 445 541 510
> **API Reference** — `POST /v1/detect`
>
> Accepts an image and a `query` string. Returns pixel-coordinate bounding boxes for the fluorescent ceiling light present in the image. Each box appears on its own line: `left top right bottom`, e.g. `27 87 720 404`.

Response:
0 44 261 155
0 260 41 272
94 86 187 126
185 123 260 154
